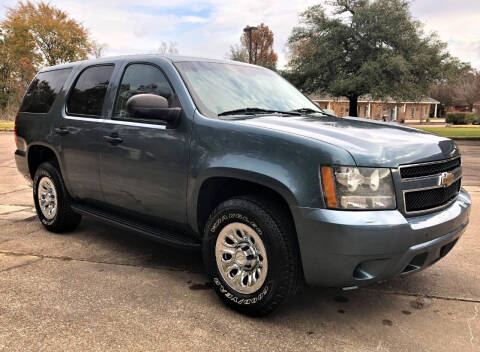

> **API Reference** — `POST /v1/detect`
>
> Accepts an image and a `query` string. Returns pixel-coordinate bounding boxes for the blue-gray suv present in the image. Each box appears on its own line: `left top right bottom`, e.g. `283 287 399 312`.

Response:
14 55 471 316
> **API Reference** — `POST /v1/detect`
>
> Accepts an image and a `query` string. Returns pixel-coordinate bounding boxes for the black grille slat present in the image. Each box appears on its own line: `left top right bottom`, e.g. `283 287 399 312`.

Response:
405 179 461 212
400 158 461 179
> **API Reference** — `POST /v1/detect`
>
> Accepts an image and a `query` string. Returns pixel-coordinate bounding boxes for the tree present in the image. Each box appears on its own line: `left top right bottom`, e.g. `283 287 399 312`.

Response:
455 68 480 112
228 44 248 63
430 67 480 115
286 0 463 116
0 1 94 115
158 41 179 55
229 23 278 69
0 23 36 109
2 1 94 66
92 42 108 58
429 83 458 116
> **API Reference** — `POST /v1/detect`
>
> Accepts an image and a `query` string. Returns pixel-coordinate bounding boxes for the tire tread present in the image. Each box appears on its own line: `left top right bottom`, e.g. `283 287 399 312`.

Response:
203 195 302 316
33 162 81 233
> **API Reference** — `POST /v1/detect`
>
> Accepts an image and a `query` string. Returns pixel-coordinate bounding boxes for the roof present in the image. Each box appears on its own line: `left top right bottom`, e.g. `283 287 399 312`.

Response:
309 93 440 104
39 54 258 73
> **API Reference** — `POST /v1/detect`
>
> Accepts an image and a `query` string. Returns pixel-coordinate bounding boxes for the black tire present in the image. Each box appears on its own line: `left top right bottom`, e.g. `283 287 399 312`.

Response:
202 195 302 316
33 161 81 233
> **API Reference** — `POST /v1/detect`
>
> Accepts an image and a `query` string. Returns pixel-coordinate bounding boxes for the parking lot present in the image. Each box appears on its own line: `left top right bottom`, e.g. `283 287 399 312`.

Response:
0 131 479 351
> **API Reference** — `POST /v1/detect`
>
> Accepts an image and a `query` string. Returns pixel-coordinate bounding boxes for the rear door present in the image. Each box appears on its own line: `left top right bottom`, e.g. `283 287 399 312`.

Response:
99 62 191 227
58 64 115 204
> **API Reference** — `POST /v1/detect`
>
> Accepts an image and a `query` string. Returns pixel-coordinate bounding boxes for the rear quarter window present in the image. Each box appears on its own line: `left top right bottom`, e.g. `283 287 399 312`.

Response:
19 68 72 113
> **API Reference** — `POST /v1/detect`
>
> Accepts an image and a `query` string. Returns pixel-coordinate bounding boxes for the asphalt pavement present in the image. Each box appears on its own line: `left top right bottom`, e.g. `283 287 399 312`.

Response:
0 132 479 351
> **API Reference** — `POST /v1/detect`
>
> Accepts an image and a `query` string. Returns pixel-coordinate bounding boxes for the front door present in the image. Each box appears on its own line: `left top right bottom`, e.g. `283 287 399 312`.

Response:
99 63 190 227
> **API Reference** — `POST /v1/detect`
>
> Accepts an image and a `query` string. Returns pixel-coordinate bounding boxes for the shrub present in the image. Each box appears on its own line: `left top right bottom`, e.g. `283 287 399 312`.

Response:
445 112 478 125
0 104 20 121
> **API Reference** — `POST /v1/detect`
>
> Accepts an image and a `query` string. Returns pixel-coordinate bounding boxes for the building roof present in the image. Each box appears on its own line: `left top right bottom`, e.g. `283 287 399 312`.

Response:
309 94 440 104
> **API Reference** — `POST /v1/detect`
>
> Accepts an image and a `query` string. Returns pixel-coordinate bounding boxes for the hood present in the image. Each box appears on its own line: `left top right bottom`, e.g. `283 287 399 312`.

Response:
235 115 459 167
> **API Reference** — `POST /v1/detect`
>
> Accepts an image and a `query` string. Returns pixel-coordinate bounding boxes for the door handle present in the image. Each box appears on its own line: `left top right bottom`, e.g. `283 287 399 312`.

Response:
103 135 123 144
54 127 69 136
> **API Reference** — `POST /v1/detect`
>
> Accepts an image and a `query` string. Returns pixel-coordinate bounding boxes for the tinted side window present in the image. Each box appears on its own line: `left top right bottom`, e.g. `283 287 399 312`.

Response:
67 65 114 117
114 64 178 118
20 68 72 113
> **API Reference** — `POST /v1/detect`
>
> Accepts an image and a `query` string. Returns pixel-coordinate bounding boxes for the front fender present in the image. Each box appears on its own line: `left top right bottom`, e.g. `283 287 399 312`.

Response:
186 112 355 234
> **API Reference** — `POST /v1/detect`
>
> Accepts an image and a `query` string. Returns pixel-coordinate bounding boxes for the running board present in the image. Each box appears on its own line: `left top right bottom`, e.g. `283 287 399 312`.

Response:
71 204 201 250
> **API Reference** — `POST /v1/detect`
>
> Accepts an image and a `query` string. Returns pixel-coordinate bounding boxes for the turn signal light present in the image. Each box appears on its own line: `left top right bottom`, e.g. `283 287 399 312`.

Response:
320 166 338 208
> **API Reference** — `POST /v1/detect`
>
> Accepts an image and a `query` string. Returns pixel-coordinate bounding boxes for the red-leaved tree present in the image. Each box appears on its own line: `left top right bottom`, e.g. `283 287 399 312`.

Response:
229 23 278 70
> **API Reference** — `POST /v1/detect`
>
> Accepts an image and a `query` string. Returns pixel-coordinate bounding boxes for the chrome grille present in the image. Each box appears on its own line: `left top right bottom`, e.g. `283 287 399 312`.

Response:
399 157 462 215
400 156 461 179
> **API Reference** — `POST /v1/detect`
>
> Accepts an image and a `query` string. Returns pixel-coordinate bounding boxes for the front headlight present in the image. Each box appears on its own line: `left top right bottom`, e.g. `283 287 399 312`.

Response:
320 166 396 210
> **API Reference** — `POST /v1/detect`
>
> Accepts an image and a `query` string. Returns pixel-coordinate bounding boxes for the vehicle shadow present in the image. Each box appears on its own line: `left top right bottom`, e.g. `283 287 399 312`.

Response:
54 216 439 324
63 216 204 274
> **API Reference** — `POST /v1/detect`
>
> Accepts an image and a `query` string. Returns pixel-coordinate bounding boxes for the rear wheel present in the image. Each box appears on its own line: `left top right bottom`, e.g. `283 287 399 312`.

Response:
33 162 81 233
203 195 301 316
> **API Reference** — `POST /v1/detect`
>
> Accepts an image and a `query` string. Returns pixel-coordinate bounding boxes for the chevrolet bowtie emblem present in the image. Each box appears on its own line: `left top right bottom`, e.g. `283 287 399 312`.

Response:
440 172 455 188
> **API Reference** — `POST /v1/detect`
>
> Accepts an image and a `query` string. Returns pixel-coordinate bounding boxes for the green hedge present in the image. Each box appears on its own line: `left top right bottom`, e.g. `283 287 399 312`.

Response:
446 112 480 125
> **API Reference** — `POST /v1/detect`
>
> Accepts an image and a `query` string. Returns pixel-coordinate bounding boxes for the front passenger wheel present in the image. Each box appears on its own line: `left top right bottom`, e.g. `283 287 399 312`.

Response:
33 161 81 233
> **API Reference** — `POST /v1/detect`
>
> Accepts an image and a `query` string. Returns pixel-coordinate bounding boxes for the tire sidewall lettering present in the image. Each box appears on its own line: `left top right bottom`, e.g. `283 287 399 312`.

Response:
213 277 269 305
203 198 296 315
210 212 263 237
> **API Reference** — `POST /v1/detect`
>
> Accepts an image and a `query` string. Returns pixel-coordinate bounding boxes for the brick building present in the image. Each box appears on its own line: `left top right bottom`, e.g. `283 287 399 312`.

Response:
310 94 440 121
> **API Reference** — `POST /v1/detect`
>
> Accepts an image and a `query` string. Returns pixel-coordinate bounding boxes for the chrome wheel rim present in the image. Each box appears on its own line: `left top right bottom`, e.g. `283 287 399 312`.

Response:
37 177 57 220
215 222 268 295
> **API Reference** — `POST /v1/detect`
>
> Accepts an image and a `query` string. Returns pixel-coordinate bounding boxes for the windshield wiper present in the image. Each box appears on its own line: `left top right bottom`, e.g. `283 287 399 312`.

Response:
290 107 336 117
290 108 319 114
218 107 301 117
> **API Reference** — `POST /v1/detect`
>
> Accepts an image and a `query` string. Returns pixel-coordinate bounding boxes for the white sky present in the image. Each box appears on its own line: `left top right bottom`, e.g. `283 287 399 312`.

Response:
0 0 479 69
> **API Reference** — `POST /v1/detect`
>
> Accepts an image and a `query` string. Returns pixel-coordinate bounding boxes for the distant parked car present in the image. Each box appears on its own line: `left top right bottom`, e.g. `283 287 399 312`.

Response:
14 55 471 316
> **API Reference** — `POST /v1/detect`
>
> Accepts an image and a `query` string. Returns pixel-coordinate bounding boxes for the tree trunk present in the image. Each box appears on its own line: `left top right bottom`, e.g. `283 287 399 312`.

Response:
348 96 359 117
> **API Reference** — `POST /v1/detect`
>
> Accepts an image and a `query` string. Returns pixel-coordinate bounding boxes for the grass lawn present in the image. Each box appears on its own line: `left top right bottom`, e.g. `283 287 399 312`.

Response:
415 127 480 138
0 121 14 131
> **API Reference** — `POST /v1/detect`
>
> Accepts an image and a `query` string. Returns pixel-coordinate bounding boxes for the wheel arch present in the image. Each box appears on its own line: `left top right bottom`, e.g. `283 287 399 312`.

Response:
27 143 62 179
191 168 298 238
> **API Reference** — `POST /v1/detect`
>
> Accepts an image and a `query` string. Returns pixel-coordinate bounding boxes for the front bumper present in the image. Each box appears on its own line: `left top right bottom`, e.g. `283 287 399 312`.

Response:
292 189 471 287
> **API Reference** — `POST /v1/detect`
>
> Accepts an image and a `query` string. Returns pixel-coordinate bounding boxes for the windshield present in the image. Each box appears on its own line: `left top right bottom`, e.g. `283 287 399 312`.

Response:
175 61 322 118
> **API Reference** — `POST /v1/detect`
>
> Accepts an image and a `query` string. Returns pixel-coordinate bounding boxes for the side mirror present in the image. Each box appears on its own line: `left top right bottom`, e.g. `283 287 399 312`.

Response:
126 94 181 126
